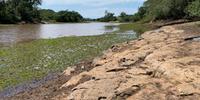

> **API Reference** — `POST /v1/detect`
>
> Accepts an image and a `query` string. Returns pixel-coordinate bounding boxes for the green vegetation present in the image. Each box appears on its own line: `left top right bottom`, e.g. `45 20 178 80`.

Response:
96 0 200 23
96 11 135 22
133 0 200 22
0 0 41 24
39 9 56 22
0 0 84 23
115 22 155 34
118 12 134 22
131 7 147 22
0 33 137 90
186 0 200 17
97 11 117 22
1 0 200 23
40 9 84 22
56 10 83 22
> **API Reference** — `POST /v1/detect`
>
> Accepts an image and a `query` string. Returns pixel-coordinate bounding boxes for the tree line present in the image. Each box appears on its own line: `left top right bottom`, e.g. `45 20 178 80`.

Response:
0 0 142 24
0 0 84 24
96 11 134 22
132 0 200 22
40 10 133 23
40 9 83 23
0 0 42 23
98 0 200 23
1 0 200 24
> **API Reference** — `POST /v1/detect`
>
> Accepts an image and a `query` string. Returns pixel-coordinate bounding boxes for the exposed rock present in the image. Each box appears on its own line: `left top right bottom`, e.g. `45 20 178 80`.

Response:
112 85 141 100
62 67 76 76
62 24 200 100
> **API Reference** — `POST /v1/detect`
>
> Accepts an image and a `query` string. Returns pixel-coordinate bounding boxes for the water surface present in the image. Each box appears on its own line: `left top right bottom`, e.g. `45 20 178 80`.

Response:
0 22 120 46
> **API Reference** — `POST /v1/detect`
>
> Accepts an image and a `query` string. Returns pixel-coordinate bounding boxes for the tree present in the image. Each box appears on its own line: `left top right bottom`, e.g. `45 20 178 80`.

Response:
17 0 42 22
97 11 117 22
134 0 197 22
56 10 83 22
186 0 200 18
118 12 133 22
40 9 56 21
0 0 42 23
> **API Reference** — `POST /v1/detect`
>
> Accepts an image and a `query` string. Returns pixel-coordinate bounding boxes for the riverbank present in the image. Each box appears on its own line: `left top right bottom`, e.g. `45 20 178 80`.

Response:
3 21 200 100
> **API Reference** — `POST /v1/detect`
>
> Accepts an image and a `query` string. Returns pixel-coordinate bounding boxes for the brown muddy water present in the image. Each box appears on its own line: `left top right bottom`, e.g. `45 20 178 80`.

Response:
0 22 121 46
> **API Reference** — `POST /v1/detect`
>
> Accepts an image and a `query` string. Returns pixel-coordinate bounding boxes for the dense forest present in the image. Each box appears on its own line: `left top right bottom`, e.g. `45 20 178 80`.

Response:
40 9 83 23
99 0 200 22
0 0 42 23
0 0 83 23
132 0 200 22
1 0 200 24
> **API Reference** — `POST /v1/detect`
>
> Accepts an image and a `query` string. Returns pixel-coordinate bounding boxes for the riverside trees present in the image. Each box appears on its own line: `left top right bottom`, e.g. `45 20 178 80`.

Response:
133 0 200 22
56 10 83 22
39 9 84 22
0 0 84 23
0 0 42 23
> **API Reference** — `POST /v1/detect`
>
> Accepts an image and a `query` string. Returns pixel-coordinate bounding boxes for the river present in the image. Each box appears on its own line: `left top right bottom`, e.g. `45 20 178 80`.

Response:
0 22 125 46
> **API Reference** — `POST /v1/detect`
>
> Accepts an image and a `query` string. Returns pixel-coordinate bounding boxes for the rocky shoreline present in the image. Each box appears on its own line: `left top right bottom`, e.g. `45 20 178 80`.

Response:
3 22 200 100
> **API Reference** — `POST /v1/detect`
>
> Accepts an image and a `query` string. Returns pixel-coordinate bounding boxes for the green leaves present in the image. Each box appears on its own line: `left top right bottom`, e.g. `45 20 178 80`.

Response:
135 0 199 22
0 0 41 23
55 10 83 22
118 12 133 22
186 0 200 17
97 11 117 22
39 9 56 21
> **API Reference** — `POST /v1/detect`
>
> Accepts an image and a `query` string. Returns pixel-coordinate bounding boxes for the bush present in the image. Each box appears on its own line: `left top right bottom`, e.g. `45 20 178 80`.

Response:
134 0 197 22
39 9 56 21
0 0 42 23
56 10 83 22
97 11 117 22
186 0 200 17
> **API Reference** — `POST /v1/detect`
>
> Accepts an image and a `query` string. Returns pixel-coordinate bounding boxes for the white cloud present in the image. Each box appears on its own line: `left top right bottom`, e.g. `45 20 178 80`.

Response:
42 0 145 6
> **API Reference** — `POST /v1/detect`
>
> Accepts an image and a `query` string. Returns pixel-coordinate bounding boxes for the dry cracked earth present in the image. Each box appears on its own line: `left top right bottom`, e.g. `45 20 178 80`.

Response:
2 22 200 100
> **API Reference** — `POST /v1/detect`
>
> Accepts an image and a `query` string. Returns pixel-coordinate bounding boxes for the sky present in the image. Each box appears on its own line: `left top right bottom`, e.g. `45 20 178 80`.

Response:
41 0 146 18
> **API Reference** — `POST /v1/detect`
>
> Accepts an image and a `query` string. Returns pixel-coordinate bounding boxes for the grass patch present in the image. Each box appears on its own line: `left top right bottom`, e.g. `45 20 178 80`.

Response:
114 22 157 34
0 33 137 90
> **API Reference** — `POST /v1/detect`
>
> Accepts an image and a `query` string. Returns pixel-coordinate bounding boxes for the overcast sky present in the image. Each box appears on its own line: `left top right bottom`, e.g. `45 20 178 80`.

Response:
40 0 145 18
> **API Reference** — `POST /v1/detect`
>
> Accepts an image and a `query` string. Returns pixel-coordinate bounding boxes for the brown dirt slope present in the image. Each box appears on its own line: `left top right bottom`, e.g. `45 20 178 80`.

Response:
3 22 200 100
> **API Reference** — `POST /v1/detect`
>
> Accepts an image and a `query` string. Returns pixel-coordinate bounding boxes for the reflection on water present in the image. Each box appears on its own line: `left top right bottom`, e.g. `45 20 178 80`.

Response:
0 22 120 46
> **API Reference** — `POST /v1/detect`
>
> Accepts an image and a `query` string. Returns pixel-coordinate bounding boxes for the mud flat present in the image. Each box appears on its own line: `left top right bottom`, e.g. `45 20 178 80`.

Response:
3 22 200 100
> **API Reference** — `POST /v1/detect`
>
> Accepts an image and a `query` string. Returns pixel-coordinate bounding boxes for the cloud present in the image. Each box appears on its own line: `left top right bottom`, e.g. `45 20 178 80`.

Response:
42 0 145 7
